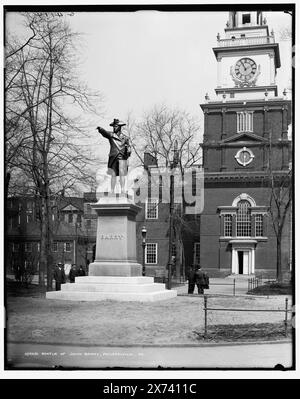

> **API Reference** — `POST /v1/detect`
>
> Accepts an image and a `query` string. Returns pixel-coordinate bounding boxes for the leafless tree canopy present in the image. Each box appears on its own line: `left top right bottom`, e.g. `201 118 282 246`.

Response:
5 12 103 286
127 105 202 170
5 12 102 197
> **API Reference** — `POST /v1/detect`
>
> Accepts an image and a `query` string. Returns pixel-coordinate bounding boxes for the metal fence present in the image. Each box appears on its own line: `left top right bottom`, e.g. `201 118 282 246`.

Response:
217 35 275 47
203 295 292 338
248 275 263 291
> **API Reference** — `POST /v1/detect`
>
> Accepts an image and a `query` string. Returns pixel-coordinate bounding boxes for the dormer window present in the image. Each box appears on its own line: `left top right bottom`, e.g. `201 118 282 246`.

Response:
242 13 251 24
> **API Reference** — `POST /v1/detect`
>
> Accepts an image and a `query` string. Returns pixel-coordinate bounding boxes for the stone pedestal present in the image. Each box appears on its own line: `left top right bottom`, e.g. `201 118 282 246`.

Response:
46 192 177 302
89 193 142 276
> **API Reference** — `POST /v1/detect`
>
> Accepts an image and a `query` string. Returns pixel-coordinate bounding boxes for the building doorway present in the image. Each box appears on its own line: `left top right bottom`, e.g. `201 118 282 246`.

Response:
237 250 250 274
230 240 256 275
238 251 243 274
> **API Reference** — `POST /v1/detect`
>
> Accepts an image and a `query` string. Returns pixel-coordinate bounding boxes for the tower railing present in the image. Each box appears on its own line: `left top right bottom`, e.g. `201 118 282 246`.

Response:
217 35 275 47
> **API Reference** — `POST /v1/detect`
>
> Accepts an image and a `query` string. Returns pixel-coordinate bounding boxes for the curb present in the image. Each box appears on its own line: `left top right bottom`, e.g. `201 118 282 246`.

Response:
177 293 292 299
178 293 274 299
7 339 292 348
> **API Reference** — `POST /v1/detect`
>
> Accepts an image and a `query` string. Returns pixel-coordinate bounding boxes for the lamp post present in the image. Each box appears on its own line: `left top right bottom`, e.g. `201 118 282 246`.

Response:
75 221 80 265
141 226 147 276
167 140 179 290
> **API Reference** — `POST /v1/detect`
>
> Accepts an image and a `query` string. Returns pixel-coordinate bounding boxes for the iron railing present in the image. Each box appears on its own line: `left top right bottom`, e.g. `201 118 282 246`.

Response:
203 296 292 338
217 35 274 47
248 275 263 291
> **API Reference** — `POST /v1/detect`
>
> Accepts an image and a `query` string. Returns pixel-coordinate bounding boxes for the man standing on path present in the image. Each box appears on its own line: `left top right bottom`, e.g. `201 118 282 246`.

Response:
195 265 209 294
69 264 77 283
53 262 66 291
187 265 196 294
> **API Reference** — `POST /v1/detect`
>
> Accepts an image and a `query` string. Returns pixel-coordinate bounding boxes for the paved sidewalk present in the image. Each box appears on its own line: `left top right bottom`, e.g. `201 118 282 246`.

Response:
7 341 293 369
174 277 250 296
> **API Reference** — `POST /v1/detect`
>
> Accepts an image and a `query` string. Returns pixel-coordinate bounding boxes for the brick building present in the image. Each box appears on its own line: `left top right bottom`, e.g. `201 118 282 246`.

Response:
135 153 202 280
198 11 292 277
6 192 98 278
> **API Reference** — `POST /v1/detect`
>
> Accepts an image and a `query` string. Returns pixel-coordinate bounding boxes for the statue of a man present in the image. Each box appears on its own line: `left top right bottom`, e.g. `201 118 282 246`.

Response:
97 119 131 194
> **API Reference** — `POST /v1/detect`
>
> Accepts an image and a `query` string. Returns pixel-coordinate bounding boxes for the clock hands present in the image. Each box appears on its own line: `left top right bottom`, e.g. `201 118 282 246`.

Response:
241 59 247 69
234 58 257 81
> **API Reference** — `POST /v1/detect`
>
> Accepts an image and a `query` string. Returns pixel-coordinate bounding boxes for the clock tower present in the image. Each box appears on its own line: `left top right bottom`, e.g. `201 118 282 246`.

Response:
199 11 291 278
214 10 280 99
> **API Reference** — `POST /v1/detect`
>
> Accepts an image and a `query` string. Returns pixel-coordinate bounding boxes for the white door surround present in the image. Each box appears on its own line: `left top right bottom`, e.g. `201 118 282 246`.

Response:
230 239 257 275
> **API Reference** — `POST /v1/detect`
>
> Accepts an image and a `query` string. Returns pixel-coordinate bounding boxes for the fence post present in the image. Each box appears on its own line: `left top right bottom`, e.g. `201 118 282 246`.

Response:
284 297 288 337
233 279 236 296
204 295 208 338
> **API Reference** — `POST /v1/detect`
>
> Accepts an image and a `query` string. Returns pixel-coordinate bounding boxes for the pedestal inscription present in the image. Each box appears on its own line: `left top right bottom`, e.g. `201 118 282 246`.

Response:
88 193 143 276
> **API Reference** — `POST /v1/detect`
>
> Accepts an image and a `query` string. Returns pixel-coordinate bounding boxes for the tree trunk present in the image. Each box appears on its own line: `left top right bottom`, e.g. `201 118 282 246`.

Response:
276 234 282 282
46 193 53 290
39 196 47 287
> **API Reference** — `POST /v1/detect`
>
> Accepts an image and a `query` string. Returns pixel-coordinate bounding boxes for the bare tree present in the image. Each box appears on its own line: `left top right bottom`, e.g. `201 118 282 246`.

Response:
5 12 103 287
267 135 292 282
127 104 202 169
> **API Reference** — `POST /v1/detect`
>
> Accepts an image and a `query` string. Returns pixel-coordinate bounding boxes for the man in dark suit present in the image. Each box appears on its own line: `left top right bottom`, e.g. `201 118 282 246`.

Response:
97 119 131 194
187 265 196 294
53 262 66 291
69 264 77 283
195 265 209 294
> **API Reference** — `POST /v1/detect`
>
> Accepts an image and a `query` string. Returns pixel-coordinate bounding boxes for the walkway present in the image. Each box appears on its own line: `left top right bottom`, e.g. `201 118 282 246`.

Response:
7 341 293 369
174 277 250 296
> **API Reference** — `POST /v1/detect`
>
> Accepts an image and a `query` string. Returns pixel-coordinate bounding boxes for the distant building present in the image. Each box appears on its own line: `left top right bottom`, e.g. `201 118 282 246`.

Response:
6 192 98 277
135 153 202 279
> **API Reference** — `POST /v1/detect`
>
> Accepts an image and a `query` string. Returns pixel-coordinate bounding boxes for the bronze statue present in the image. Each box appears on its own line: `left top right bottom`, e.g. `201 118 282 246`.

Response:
97 119 131 194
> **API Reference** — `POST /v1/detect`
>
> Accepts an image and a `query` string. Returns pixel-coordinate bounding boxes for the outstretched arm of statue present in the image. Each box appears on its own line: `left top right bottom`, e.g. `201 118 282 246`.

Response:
96 126 111 139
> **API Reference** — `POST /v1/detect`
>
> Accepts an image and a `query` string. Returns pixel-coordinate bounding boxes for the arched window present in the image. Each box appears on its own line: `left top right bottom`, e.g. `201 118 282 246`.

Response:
220 194 266 238
236 200 251 236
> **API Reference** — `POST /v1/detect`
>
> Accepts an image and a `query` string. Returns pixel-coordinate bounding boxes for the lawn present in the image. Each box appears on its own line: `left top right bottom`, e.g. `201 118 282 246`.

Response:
6 282 292 345
248 281 293 296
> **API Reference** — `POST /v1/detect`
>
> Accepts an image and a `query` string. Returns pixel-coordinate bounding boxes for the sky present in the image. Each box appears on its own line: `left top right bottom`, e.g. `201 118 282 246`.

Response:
67 9 292 128
5 8 292 132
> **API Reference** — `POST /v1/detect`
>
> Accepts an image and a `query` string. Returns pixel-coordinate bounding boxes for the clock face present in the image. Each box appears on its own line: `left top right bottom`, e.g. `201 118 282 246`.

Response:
235 147 254 166
235 58 257 81
238 150 251 164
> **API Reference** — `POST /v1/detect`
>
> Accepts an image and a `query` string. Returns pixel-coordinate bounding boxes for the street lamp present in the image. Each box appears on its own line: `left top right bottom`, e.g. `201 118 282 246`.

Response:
75 221 81 266
167 139 179 290
141 226 147 276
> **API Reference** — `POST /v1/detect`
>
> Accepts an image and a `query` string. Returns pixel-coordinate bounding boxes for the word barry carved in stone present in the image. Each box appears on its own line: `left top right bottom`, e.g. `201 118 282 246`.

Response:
100 234 125 240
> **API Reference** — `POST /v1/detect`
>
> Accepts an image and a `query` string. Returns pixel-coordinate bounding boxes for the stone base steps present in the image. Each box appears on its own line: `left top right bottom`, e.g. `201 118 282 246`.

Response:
46 276 177 302
62 282 166 293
